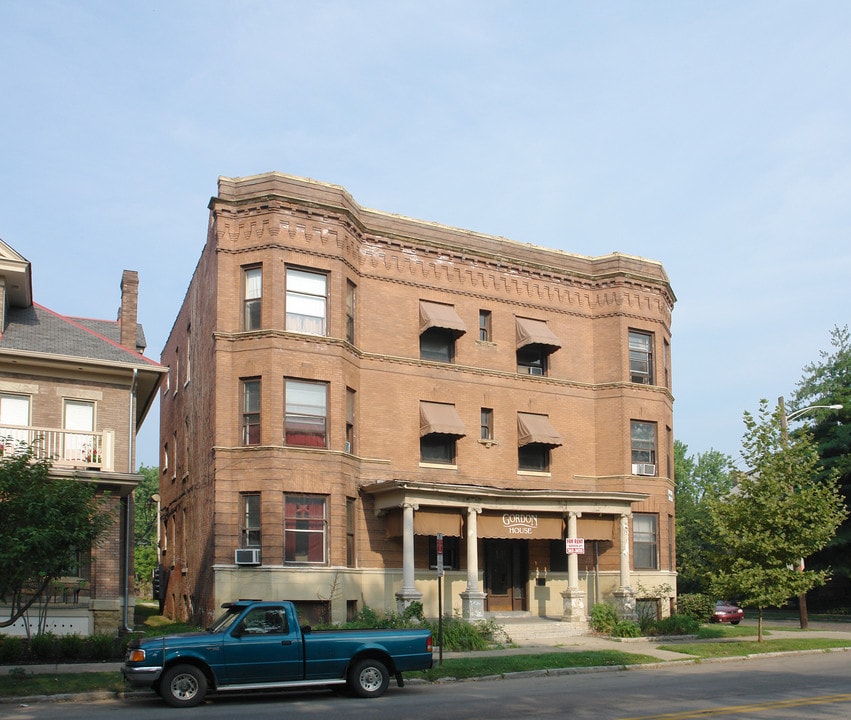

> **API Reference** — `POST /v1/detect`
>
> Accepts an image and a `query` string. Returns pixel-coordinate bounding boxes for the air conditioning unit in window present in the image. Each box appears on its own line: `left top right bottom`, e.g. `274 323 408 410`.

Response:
234 548 261 565
528 366 544 375
632 463 656 476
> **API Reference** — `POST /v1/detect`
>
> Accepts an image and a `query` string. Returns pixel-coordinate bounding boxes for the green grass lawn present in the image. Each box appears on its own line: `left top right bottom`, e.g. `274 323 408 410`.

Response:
3 617 850 700
658 636 851 659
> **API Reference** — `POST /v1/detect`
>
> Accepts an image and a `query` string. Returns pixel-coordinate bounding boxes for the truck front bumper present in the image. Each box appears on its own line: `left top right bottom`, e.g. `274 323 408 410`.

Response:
122 665 163 688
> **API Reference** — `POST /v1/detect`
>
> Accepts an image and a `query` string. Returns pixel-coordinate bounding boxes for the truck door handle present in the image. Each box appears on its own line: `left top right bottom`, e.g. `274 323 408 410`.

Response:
281 640 293 646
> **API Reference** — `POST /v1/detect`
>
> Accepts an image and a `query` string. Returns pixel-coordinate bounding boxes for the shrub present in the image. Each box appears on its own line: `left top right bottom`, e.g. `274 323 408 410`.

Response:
677 593 715 622
612 619 641 637
87 632 117 660
589 603 618 634
651 614 700 636
0 635 24 663
59 633 86 660
29 632 57 660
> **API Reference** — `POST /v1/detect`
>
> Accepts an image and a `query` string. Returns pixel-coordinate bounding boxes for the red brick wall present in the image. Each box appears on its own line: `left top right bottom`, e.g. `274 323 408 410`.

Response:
160 173 676 621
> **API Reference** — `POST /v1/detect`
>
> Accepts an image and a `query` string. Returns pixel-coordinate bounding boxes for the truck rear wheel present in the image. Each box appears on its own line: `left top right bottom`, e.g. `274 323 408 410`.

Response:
160 664 208 708
348 658 390 698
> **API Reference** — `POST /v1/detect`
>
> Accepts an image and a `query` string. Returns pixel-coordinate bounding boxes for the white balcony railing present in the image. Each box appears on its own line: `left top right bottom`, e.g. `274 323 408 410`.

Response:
0 426 115 471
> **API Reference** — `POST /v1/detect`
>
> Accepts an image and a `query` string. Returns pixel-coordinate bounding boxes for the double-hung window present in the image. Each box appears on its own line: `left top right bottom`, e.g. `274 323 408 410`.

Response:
241 493 261 547
285 379 327 447
286 268 327 335
633 513 658 569
243 266 262 330
284 495 327 564
242 379 261 445
478 310 492 342
629 330 653 384
630 420 657 475
345 280 356 344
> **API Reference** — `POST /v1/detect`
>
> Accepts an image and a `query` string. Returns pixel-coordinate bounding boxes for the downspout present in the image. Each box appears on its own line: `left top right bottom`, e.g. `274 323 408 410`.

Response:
122 368 138 632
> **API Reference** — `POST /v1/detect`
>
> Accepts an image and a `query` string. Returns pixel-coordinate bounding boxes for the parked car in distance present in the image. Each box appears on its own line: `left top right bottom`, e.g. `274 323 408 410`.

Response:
711 600 744 624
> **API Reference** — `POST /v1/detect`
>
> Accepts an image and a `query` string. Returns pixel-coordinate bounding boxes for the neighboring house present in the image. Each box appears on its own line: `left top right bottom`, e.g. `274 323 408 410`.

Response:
160 172 676 630
0 240 166 636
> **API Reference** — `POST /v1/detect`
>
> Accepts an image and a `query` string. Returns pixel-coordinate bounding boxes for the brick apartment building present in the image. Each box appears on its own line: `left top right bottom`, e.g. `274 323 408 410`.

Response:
159 172 676 629
0 240 166 635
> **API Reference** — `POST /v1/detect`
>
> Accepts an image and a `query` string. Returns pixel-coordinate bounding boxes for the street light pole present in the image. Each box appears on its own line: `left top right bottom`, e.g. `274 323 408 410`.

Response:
777 396 843 630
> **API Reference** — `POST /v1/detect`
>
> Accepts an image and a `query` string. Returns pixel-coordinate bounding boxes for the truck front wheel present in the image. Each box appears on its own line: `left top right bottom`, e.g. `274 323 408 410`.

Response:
160 664 208 708
348 658 390 698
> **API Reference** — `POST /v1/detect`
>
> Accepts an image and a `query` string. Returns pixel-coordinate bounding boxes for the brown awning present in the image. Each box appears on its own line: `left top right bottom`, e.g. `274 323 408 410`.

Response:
415 509 464 537
517 412 563 447
515 317 562 350
420 401 466 437
420 301 467 336
577 515 616 542
478 511 564 539
384 508 464 538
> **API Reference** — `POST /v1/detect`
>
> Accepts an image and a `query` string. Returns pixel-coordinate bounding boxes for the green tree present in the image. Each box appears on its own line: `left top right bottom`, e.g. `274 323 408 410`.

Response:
707 400 847 640
133 464 160 597
791 325 851 605
674 440 733 593
0 445 113 628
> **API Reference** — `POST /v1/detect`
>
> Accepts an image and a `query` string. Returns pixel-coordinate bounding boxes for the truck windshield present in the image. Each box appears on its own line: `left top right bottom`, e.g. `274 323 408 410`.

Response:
207 607 243 633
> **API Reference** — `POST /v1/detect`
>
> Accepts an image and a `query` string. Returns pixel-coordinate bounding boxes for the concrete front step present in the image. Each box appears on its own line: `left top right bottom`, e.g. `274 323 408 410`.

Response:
491 617 590 644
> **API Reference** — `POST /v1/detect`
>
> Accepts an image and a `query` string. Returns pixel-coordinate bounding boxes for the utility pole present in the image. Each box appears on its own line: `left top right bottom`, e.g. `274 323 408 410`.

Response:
778 396 809 630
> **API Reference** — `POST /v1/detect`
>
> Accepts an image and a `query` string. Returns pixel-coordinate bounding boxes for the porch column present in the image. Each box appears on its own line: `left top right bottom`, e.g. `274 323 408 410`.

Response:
614 512 636 620
395 502 422 612
560 511 587 626
461 505 486 619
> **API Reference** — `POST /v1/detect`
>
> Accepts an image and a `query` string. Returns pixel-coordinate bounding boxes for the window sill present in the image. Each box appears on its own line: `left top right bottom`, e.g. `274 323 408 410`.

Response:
517 470 551 477
419 462 458 470
478 438 498 448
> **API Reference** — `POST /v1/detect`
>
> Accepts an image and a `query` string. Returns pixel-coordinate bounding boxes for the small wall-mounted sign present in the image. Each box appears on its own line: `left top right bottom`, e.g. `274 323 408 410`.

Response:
565 537 585 555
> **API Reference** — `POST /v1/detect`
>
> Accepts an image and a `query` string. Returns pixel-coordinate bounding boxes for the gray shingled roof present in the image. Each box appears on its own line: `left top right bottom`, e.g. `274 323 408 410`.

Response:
0 303 159 367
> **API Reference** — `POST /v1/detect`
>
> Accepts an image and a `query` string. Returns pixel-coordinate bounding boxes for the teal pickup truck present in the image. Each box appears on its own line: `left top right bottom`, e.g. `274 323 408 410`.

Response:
123 599 433 707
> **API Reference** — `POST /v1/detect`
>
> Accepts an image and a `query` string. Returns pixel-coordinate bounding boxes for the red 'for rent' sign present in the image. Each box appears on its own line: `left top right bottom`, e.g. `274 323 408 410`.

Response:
565 538 585 554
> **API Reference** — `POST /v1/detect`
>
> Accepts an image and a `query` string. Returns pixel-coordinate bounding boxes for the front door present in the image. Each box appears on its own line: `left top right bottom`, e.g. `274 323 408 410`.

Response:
484 539 528 612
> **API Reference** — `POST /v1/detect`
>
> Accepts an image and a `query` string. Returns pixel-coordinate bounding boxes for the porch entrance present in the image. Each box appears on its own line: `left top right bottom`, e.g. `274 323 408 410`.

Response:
484 539 528 612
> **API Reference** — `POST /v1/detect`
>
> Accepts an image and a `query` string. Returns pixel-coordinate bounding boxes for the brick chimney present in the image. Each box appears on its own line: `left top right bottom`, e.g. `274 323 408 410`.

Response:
119 270 139 352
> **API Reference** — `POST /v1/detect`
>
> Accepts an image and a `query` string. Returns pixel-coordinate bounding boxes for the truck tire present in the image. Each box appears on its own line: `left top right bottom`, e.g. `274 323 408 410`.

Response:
160 664 208 708
348 658 390 698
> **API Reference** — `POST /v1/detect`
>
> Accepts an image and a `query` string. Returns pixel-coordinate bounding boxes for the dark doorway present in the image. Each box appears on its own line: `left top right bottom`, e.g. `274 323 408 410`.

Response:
484 539 528 611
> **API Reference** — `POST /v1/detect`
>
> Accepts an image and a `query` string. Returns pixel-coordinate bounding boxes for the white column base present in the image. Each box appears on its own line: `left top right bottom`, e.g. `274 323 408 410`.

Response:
560 587 588 626
460 590 487 620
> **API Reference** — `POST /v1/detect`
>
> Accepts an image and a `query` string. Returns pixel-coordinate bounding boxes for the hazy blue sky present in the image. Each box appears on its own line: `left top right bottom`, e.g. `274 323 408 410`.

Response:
2 1 849 468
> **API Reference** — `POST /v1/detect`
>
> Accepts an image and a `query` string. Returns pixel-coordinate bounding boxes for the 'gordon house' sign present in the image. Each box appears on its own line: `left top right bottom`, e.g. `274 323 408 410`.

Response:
502 513 539 534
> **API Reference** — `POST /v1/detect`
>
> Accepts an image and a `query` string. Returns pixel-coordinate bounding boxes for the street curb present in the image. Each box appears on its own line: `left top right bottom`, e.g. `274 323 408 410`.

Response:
3 646 850 705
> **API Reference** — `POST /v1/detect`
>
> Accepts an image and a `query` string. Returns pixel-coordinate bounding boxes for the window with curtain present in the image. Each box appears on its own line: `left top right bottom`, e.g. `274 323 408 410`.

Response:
0 393 31 451
284 379 327 447
284 495 327 564
63 399 95 462
243 266 262 330
286 268 327 335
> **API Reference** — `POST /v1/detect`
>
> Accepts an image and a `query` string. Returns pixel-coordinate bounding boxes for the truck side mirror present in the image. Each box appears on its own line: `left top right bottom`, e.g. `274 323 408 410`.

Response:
300 624 312 634
231 622 246 638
